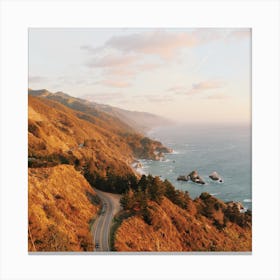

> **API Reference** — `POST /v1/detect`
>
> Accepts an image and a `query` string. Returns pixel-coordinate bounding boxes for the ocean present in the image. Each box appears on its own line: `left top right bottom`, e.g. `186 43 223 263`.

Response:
138 124 252 210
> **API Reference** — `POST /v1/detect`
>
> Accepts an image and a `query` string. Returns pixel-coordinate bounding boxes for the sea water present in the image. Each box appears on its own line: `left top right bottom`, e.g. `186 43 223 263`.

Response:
139 124 252 210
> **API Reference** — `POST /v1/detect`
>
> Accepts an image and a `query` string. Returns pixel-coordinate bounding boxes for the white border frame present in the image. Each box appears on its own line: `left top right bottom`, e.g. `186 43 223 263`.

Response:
1 1 279 279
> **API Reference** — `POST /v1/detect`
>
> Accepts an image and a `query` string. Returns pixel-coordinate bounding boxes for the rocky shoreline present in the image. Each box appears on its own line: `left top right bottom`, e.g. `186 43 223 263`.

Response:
177 170 223 184
132 147 247 215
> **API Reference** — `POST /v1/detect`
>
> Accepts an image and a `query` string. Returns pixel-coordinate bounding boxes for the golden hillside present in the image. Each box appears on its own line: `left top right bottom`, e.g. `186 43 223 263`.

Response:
28 93 172 252
114 177 252 252
28 165 100 252
28 95 169 189
28 95 135 169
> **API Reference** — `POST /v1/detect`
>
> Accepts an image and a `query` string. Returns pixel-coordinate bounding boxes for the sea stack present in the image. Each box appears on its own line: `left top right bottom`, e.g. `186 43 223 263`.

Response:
177 175 189 181
188 170 205 185
209 171 223 182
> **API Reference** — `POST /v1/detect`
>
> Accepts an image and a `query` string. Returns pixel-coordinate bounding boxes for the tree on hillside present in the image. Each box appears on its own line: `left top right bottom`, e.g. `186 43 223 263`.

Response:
120 188 135 210
147 176 165 204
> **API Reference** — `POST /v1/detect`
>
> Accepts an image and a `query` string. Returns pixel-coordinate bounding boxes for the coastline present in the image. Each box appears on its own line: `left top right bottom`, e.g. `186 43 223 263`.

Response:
131 124 252 211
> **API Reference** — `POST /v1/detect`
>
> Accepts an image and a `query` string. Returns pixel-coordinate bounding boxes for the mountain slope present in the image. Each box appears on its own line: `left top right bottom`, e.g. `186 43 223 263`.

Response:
114 185 252 252
28 165 100 252
28 88 171 132
28 94 171 190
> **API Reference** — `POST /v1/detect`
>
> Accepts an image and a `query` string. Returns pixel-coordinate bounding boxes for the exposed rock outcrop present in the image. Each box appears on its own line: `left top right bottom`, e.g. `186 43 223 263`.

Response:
177 175 189 181
226 201 245 212
177 170 205 184
209 171 223 182
188 170 205 184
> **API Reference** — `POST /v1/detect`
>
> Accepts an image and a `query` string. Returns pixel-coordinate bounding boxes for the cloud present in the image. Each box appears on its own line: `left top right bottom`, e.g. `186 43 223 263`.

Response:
147 96 173 103
138 94 174 103
192 80 225 91
193 28 251 43
167 85 186 92
86 54 137 68
204 93 229 100
95 79 131 88
82 28 250 64
80 45 96 52
229 29 251 40
28 76 47 83
167 80 226 96
136 63 163 71
103 30 197 59
193 29 227 44
103 67 136 77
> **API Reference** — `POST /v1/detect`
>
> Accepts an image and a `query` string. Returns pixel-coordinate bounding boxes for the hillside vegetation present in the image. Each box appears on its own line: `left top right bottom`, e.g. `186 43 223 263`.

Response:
28 165 100 251
114 175 252 252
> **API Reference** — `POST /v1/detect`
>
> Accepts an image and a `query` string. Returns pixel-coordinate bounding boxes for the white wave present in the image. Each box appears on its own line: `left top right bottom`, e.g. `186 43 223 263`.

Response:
210 192 221 196
135 168 147 175
161 158 171 162
243 199 252 203
170 150 180 155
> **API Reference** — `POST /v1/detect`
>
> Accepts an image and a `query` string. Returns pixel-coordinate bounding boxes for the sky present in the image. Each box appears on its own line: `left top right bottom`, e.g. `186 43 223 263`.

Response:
29 28 251 124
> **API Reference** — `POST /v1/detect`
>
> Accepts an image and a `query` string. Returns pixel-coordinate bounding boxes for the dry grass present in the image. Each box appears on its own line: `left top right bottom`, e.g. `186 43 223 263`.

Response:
114 197 252 252
28 165 99 252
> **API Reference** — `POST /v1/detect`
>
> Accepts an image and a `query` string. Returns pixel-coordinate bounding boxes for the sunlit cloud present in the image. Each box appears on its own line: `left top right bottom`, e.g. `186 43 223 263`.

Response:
103 67 136 77
229 29 251 40
204 93 229 100
95 79 131 88
192 80 225 91
146 96 174 103
30 28 250 123
103 30 197 59
135 94 174 103
86 29 250 62
86 54 138 68
136 63 163 71
167 80 226 96
167 85 186 93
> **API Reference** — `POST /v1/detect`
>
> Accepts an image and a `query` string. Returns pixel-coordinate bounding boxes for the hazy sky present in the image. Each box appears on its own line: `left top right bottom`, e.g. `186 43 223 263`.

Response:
29 28 251 124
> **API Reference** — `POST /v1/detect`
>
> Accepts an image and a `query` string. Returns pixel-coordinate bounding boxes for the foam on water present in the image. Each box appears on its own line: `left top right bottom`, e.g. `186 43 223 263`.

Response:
143 124 252 209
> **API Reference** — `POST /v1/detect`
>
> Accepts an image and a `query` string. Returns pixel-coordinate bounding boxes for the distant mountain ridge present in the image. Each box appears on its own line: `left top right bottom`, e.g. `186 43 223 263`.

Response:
28 89 172 133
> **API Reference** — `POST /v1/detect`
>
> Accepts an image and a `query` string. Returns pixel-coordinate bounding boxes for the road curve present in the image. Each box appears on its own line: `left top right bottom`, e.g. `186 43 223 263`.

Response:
91 189 121 251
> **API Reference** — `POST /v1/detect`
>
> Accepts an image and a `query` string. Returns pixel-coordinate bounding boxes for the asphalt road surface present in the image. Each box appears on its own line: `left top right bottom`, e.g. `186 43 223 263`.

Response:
91 189 121 251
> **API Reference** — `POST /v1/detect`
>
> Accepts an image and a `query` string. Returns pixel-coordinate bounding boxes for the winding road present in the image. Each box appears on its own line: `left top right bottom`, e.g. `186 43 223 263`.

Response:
91 189 121 251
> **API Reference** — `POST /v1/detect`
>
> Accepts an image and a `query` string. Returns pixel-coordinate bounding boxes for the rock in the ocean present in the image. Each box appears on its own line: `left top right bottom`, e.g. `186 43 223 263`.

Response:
209 171 223 182
177 175 189 181
188 170 205 184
